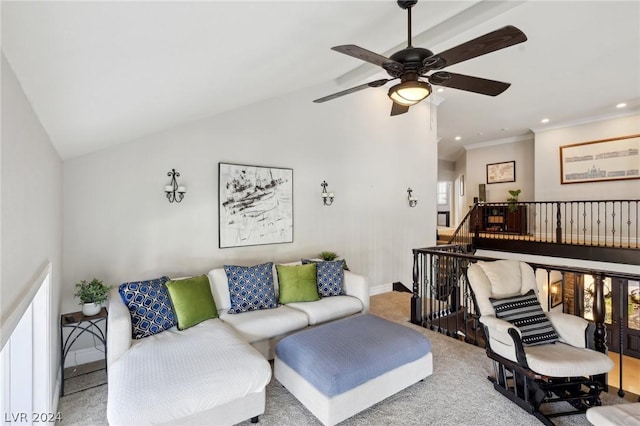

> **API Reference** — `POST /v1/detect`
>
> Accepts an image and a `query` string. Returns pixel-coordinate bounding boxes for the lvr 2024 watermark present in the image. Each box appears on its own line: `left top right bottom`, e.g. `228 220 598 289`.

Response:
4 412 62 423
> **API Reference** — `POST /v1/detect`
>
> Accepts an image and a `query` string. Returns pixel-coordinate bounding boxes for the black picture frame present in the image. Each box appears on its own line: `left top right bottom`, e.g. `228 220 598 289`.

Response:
218 162 293 248
486 161 516 184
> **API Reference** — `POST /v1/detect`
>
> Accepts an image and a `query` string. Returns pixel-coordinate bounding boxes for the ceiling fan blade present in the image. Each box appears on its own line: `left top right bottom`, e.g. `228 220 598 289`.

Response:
428 72 511 96
427 25 527 69
313 79 392 103
390 102 410 116
332 45 404 74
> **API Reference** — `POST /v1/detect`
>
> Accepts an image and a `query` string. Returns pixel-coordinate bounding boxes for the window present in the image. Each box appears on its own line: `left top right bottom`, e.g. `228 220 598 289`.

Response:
437 181 448 205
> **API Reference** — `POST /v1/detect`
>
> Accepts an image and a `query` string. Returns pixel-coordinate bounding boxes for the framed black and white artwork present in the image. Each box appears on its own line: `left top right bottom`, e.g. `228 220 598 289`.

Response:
560 134 640 184
218 162 293 248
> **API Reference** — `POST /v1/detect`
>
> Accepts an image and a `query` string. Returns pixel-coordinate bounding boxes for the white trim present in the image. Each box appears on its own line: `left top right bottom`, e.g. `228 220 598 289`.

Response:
0 341 11 418
32 269 51 414
464 134 533 151
531 109 639 134
52 370 61 415
369 283 393 296
1 261 51 350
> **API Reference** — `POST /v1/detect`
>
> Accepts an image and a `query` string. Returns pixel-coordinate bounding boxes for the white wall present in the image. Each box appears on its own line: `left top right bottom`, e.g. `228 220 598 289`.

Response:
1 53 63 409
464 136 535 206
453 152 468 227
62 83 438 312
534 114 640 201
437 159 455 182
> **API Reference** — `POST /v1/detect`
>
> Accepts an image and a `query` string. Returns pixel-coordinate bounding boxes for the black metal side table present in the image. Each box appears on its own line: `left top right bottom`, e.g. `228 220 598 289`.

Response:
60 308 108 396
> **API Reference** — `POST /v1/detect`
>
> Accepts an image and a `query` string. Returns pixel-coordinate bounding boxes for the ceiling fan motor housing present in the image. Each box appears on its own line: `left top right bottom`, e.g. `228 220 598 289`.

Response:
387 47 434 77
397 1 418 10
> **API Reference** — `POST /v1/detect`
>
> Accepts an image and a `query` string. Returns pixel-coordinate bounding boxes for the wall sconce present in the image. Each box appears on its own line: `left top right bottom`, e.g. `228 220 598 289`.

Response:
407 187 418 207
165 169 186 203
321 180 334 206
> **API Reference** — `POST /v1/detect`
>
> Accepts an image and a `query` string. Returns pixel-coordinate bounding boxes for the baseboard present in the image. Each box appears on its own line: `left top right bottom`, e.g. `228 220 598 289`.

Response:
392 282 412 293
369 283 393 296
64 346 105 368
52 369 61 414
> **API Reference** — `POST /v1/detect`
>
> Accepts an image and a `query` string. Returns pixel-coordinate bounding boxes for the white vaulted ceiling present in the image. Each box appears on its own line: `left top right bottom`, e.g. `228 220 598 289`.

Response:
2 1 639 160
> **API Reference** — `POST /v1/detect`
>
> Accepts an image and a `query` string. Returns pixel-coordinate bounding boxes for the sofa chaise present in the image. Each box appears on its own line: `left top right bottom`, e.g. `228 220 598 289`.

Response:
106 261 369 425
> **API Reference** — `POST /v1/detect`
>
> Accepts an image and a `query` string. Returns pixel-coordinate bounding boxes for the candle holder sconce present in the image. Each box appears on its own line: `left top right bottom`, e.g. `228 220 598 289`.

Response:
165 169 186 203
407 187 418 207
321 181 334 206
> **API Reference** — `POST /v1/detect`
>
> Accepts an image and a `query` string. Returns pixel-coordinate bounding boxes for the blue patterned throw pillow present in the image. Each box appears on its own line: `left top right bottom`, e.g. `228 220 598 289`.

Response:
302 259 345 297
224 262 278 314
118 276 176 339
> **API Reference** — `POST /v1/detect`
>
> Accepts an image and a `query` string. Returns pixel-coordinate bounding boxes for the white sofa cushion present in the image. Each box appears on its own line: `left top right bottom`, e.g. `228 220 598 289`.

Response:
209 268 233 311
287 296 363 325
107 318 271 426
218 305 308 343
524 342 613 377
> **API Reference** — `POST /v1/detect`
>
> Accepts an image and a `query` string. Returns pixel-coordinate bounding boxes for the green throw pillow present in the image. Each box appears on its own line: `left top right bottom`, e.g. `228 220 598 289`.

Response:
166 275 218 330
276 263 320 304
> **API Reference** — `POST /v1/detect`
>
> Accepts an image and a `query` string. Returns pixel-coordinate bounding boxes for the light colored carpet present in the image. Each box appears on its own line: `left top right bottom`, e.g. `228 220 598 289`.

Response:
59 292 633 425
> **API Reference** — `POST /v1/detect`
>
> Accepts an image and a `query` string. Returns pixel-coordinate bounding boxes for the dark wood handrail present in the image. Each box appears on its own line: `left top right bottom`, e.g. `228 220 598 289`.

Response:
447 199 640 251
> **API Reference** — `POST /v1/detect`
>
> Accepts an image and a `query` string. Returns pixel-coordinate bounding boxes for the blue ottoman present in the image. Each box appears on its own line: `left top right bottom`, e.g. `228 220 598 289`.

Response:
274 314 433 425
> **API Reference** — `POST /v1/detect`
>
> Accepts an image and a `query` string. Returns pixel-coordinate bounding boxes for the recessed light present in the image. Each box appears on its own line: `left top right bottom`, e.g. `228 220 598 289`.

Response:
436 88 444 93
541 118 550 123
454 136 461 141
616 102 627 108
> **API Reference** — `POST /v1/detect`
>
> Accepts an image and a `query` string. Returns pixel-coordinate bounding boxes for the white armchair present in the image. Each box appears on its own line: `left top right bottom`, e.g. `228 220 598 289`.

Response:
467 260 614 426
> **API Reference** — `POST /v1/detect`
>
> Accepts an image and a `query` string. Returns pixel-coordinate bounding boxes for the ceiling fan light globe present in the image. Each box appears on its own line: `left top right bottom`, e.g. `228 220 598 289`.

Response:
388 81 431 106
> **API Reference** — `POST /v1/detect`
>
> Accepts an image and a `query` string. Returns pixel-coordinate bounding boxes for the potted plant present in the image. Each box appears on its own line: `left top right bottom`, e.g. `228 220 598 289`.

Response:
319 251 349 270
507 189 521 213
74 278 112 316
319 251 338 261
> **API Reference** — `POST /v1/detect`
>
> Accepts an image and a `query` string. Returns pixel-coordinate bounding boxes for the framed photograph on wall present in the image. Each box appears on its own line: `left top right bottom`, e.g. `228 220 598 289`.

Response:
559 134 640 184
549 280 563 308
486 161 516 184
218 162 293 248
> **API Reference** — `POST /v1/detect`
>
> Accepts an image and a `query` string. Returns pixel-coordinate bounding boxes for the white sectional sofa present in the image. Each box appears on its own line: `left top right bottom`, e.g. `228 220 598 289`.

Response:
106 262 369 426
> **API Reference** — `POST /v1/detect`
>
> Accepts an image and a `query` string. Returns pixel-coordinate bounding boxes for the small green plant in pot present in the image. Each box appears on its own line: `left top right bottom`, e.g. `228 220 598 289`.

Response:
74 278 112 316
319 251 338 261
318 251 350 270
507 189 521 213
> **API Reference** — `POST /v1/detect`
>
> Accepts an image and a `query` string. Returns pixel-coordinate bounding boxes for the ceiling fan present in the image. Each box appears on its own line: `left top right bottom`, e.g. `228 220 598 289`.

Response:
313 0 527 116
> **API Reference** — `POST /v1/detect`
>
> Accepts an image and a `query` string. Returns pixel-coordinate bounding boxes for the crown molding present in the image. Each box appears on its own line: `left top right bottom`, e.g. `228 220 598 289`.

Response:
530 109 640 134
463 134 533 151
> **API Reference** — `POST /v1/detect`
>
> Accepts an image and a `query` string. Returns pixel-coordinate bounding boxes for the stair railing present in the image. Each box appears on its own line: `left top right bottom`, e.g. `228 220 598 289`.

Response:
448 199 639 249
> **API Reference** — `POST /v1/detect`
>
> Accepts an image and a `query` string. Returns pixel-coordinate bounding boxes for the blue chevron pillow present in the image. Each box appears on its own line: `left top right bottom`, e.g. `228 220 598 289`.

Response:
224 262 278 314
302 259 345 297
118 276 176 339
